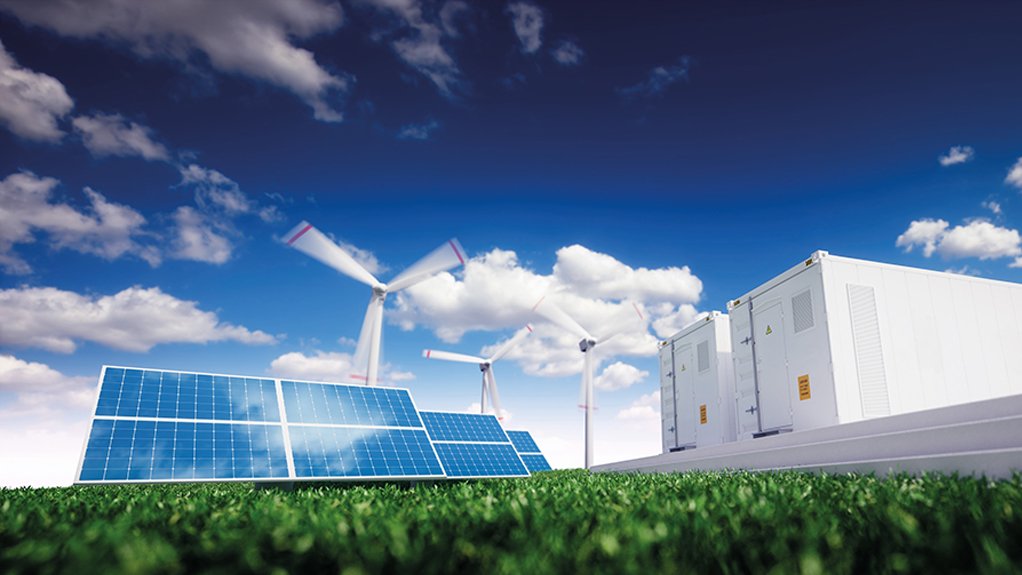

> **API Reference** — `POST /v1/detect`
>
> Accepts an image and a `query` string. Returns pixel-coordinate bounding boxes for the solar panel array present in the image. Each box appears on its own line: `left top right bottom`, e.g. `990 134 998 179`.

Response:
506 430 552 473
420 411 529 478
77 367 545 484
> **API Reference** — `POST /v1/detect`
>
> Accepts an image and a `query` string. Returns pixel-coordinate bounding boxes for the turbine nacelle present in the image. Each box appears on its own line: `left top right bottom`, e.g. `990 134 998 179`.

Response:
578 338 597 353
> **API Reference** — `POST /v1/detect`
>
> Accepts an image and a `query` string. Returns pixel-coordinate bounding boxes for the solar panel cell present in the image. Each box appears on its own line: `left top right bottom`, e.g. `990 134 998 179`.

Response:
505 431 541 453
281 381 421 427
419 411 510 442
432 443 529 478
289 426 443 478
519 454 552 473
79 418 289 482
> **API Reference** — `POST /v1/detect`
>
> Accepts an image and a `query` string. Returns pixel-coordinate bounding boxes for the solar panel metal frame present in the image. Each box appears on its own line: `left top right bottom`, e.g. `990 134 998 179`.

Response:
418 410 530 479
75 366 447 484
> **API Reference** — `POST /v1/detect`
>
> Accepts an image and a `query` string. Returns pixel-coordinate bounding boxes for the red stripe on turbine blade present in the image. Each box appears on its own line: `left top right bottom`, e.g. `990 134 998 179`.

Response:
287 224 313 245
426 350 431 358
531 296 545 312
526 324 533 333
349 374 368 380
449 239 465 265
633 302 645 320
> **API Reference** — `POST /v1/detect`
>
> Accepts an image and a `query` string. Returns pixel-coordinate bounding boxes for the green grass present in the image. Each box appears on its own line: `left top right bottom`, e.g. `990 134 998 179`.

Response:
2 470 1020 574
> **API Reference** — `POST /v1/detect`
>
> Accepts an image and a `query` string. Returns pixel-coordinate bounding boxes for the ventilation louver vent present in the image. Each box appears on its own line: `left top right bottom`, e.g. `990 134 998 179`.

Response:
847 284 891 418
792 289 815 333
697 340 710 372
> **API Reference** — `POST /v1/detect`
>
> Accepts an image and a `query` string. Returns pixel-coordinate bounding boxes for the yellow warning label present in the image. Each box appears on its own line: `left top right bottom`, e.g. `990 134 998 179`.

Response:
680 364 686 371
765 325 773 335
699 404 707 425
798 374 811 401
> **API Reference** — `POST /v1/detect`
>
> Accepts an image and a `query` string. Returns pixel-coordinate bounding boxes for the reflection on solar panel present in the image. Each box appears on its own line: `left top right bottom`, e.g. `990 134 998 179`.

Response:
505 430 552 473
419 411 528 478
289 427 443 478
77 366 448 484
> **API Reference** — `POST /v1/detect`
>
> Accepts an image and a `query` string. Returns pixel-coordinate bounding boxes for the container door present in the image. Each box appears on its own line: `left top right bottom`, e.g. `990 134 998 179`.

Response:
659 345 676 451
673 343 697 446
731 305 761 438
753 301 793 430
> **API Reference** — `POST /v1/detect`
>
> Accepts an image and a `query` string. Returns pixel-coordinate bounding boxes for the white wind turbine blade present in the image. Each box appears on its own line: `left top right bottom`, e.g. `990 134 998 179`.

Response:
422 349 486 364
285 221 380 287
386 238 466 292
349 295 379 381
485 324 533 363
532 297 593 341
485 368 505 421
595 302 646 345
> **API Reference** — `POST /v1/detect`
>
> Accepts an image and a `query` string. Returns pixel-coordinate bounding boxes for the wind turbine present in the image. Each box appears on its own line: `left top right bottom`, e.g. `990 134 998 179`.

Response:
421 324 534 421
285 220 466 386
531 296 645 469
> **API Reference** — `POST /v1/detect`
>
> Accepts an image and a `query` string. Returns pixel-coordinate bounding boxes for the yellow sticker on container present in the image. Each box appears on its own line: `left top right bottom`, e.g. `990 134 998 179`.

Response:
798 374 811 401
699 404 708 424
765 325 773 335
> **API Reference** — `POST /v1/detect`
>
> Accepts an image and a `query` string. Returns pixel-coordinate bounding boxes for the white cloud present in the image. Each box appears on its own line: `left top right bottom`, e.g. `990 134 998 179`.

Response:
0 40 74 142
507 2 543 54
439 0 471 37
0 354 94 407
169 206 232 264
398 119 440 140
553 244 702 303
618 56 691 98
896 218 949 258
0 171 159 274
616 390 660 421
939 220 1022 260
357 0 463 97
938 145 974 167
0 285 277 353
650 303 705 339
179 164 255 216
1006 157 1022 190
982 200 1002 215
897 218 1021 261
1012 258 1022 269
0 356 96 487
72 113 170 161
594 361 648 391
269 350 414 385
944 265 981 276
551 40 583 66
391 245 700 377
0 0 349 121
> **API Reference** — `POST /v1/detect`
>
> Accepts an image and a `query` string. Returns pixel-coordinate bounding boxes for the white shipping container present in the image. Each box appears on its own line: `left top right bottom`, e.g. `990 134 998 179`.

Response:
727 250 1022 440
659 312 736 452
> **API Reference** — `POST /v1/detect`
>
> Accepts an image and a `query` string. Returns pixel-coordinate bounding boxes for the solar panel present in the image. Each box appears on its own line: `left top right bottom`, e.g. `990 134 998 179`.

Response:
519 453 552 473
419 411 529 478
505 430 541 453
76 367 447 484
505 430 552 473
419 411 509 442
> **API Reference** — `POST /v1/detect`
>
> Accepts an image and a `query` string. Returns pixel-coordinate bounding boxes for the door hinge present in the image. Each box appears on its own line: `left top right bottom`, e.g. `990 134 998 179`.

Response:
744 405 758 415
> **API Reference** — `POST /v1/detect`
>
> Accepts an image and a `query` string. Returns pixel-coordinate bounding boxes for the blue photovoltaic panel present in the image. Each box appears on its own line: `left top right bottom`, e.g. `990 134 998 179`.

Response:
419 411 510 442
78 418 289 481
281 380 422 428
432 443 529 478
95 367 280 422
519 454 552 473
289 426 443 478
505 431 541 454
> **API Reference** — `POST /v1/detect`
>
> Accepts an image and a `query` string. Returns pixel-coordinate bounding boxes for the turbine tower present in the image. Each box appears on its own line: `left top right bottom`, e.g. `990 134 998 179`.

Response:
422 324 534 420
532 297 644 469
285 220 465 386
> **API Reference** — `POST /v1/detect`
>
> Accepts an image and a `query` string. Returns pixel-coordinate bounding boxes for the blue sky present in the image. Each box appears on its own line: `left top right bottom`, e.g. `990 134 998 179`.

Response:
2 0 1022 485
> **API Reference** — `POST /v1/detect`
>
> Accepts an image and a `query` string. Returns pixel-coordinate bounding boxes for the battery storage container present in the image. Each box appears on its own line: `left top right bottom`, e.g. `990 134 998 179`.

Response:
659 312 736 452
727 250 1022 440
